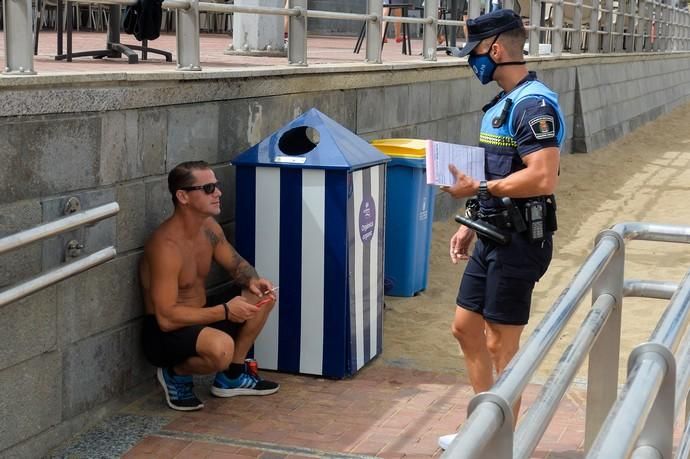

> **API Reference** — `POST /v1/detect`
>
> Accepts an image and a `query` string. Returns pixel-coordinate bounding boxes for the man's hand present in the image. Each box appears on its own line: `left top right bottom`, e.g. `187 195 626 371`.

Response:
247 277 274 297
440 164 479 199
226 296 261 322
450 225 475 264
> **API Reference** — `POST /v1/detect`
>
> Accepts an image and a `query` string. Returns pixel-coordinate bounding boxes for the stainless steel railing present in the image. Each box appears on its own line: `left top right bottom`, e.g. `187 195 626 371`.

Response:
443 221 690 459
3 0 689 74
0 202 119 307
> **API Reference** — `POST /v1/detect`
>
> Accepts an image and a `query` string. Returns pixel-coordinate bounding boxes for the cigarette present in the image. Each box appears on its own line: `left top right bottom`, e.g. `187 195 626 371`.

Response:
262 286 279 295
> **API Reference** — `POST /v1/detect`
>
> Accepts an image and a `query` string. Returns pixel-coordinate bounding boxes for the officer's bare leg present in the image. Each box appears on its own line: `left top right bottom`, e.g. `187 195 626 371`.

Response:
175 327 234 375
231 290 275 364
485 321 525 426
451 306 494 393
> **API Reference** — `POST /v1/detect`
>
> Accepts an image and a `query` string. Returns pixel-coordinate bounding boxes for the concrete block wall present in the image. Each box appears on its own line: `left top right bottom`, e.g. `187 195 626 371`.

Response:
0 52 688 457
573 54 690 152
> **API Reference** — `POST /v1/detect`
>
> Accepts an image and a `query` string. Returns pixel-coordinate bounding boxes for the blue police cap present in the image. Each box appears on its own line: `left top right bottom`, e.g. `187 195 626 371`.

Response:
448 9 523 58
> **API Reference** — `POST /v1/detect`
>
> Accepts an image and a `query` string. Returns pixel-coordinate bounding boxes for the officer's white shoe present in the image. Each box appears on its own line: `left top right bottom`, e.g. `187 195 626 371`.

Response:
438 433 458 450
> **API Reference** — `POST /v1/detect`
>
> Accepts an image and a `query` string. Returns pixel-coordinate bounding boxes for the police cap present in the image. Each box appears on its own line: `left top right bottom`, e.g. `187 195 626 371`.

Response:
448 9 523 58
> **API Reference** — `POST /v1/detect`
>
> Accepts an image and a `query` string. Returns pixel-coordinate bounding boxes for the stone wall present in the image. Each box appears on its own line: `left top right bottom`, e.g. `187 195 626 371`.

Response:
0 52 688 457
573 54 690 152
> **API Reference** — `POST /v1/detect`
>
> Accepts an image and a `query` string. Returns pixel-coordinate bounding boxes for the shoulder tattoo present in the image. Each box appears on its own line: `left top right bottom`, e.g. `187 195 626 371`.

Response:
204 228 220 247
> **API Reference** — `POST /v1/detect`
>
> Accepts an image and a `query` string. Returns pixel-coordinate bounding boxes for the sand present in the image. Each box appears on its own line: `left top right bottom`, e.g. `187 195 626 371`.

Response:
380 101 690 386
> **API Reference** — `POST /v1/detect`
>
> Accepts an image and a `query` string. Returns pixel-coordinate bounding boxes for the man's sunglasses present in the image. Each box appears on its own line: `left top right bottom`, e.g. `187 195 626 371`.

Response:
180 182 220 194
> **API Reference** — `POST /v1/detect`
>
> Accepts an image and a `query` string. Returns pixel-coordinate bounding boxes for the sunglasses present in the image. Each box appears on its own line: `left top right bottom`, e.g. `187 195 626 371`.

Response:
180 182 220 194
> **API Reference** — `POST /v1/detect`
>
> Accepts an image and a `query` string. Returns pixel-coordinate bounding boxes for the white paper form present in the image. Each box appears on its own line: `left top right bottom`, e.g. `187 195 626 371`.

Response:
425 140 486 186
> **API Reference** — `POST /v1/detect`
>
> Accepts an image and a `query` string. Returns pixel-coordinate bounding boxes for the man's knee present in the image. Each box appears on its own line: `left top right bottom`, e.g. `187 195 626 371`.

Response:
451 315 483 347
199 330 234 371
485 329 519 361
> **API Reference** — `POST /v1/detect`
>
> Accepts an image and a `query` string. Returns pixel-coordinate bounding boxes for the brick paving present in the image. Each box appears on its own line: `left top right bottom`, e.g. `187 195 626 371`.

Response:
119 362 590 458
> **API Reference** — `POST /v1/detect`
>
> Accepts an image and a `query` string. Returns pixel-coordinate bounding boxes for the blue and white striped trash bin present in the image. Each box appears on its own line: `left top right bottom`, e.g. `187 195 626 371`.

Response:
232 108 390 379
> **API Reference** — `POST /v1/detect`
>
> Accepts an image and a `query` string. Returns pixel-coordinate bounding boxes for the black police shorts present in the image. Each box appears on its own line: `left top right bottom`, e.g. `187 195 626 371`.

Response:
142 287 243 368
456 232 553 326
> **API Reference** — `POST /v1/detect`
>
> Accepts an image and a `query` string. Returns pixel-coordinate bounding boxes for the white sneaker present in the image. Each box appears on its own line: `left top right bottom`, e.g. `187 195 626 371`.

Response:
438 433 458 450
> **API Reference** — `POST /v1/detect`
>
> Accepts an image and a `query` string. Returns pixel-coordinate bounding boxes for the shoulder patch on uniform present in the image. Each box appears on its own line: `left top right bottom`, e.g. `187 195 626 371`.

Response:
528 115 555 140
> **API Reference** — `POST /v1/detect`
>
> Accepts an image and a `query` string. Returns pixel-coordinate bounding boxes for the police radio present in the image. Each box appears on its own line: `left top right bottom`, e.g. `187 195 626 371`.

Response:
524 200 546 243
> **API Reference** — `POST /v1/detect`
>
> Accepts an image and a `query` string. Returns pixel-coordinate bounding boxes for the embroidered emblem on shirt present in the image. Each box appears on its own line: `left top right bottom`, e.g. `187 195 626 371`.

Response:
528 115 555 140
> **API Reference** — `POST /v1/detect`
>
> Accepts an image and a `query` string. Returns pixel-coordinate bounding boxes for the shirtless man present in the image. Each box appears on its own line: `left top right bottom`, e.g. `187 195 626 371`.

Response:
140 160 279 411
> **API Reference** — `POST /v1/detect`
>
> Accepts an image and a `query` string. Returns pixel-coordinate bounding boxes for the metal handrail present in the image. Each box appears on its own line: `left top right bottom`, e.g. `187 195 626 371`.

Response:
0 247 117 307
3 0 690 74
513 293 615 459
0 201 120 307
0 202 120 256
444 222 690 459
588 268 690 458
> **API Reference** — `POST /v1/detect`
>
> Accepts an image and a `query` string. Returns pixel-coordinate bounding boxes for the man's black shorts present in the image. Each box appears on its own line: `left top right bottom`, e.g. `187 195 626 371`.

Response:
456 233 553 325
142 289 243 368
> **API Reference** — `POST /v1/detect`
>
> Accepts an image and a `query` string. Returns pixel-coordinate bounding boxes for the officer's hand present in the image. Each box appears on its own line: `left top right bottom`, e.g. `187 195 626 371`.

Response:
440 165 479 199
449 226 475 264
227 295 261 322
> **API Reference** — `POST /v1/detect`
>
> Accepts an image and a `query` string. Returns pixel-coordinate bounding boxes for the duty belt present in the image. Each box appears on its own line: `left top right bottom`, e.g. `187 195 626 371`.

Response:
478 212 513 230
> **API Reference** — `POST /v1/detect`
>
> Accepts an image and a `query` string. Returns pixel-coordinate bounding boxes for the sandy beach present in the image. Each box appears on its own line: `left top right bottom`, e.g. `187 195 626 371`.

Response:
379 101 690 386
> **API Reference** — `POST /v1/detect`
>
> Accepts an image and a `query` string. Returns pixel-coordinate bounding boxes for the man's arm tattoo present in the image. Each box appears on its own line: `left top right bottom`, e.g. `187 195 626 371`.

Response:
228 246 259 287
204 228 220 247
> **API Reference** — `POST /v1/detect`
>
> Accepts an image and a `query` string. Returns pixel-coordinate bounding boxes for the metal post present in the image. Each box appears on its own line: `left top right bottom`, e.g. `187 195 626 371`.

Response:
631 344 675 459
672 6 677 50
602 0 615 51
553 0 564 54
469 0 481 18
615 0 627 50
3 0 36 74
288 0 307 65
653 7 659 51
663 3 671 50
443 394 513 459
529 0 542 55
627 0 636 50
657 2 665 50
683 7 690 50
423 0 438 61
365 0 382 64
635 0 645 50
643 0 651 50
572 0 584 53
176 0 202 70
588 0 600 52
585 229 624 451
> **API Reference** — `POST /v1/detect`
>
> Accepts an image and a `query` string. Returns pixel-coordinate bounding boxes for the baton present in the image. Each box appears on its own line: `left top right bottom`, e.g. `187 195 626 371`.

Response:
455 215 511 245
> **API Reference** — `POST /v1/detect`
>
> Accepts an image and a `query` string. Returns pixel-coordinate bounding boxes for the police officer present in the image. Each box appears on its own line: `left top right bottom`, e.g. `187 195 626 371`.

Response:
438 9 565 450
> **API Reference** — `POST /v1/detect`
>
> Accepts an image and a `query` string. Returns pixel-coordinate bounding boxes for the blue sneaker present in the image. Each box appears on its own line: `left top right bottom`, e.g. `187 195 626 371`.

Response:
156 368 204 411
211 368 280 398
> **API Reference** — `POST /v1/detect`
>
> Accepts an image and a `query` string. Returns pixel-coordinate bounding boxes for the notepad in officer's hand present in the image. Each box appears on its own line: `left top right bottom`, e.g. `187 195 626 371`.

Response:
425 140 486 186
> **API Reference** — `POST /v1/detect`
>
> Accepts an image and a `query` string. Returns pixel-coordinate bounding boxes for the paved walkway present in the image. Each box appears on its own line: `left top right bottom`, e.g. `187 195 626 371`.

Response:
51 360 589 458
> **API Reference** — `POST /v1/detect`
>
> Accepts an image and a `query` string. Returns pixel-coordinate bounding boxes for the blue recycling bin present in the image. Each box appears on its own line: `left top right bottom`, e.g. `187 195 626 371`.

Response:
371 139 435 297
232 109 390 379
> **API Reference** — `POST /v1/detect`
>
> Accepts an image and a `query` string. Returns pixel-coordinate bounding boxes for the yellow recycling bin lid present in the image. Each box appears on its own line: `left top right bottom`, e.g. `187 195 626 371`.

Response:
370 138 427 159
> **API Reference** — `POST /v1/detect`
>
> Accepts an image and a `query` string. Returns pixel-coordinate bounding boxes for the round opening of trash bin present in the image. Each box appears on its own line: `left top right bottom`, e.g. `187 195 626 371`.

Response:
278 126 320 156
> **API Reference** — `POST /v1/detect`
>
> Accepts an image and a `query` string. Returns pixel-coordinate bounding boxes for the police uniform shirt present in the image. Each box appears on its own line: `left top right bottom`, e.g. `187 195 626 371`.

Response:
479 71 564 212
511 73 562 157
